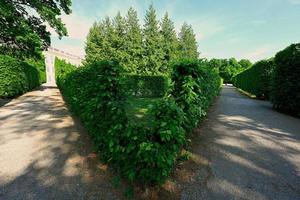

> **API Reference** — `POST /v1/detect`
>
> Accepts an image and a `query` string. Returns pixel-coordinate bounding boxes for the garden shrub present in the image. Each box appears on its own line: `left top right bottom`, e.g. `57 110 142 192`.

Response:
26 57 47 84
233 59 274 99
271 43 300 115
54 57 77 87
57 60 186 184
57 59 221 186
171 59 222 132
124 75 169 97
0 54 44 98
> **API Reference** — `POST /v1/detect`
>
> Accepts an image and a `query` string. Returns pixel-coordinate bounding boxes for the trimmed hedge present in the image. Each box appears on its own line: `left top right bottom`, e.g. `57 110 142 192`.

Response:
56 59 221 185
171 59 222 132
233 60 274 99
0 55 45 98
54 58 77 87
124 75 169 97
271 43 300 115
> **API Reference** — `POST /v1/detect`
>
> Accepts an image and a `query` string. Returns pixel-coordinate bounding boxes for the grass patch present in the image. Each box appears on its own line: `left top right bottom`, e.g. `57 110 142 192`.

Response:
125 97 161 125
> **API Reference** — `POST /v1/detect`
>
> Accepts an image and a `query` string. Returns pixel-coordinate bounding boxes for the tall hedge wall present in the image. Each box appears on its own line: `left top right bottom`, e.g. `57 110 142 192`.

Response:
271 43 300 115
0 55 45 98
124 75 169 97
233 60 274 99
171 60 222 132
56 59 221 185
54 57 77 87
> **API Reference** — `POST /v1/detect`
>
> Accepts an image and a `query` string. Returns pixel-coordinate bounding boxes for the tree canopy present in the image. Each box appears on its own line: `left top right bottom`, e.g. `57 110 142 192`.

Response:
85 6 199 75
0 0 72 57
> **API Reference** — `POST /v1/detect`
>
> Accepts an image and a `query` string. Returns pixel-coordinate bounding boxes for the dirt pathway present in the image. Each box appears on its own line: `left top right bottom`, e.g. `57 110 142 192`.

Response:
0 86 120 200
180 85 300 200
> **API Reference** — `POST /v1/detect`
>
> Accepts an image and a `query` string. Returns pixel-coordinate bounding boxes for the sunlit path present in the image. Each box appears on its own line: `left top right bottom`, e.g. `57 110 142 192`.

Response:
0 85 119 200
182 85 300 200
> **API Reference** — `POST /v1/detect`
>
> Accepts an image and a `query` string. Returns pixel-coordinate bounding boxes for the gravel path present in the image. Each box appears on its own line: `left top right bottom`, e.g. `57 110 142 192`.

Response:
0 86 120 200
181 85 300 200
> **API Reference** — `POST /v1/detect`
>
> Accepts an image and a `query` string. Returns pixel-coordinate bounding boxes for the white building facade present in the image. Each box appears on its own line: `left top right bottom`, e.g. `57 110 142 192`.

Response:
43 47 83 86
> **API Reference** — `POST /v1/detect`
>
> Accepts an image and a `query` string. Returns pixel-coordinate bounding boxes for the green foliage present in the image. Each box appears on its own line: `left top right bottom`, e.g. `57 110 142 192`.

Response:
171 59 222 132
208 58 250 83
124 75 169 98
26 56 47 84
239 59 252 69
123 7 144 73
84 6 199 75
57 58 221 186
142 5 164 74
54 58 77 87
160 12 179 73
0 54 44 98
233 59 274 99
178 23 199 60
271 43 300 115
0 0 71 58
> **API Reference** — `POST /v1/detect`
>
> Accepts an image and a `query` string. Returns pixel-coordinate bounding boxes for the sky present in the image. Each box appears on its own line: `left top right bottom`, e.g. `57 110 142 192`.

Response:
50 0 300 62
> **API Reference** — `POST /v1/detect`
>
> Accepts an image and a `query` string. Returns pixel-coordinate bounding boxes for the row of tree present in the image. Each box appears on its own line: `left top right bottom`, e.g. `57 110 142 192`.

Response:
207 58 252 83
85 5 199 74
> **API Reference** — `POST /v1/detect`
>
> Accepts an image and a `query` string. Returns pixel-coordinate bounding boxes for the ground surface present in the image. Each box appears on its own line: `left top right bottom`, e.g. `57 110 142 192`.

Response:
0 85 120 200
1 85 299 200
178 85 300 200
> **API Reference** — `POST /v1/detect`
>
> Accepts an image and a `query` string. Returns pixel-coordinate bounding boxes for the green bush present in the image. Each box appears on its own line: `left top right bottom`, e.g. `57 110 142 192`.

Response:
57 60 185 184
124 75 169 97
54 58 77 87
57 59 221 185
271 43 300 115
171 59 222 132
0 54 44 98
233 59 274 99
26 57 47 84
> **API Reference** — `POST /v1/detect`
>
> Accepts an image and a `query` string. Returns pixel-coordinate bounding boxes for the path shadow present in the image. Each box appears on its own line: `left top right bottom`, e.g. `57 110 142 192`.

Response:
0 87 121 200
175 86 300 200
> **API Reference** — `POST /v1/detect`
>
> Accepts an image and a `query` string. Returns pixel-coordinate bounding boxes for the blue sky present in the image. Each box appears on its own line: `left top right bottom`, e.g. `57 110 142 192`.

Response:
50 0 300 61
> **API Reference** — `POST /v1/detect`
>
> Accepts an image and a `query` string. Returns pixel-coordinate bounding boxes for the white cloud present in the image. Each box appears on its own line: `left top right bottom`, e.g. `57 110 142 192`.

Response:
191 18 225 41
242 47 270 61
60 14 93 40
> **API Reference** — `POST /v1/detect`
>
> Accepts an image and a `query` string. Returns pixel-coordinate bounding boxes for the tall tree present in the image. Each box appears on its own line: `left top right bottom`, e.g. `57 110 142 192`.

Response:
113 12 126 68
123 7 143 73
142 5 163 74
85 22 106 64
178 23 199 59
160 12 178 72
0 0 71 57
102 17 116 60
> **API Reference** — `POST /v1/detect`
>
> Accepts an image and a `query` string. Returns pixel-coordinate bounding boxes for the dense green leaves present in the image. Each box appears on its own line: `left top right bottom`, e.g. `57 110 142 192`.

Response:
84 6 199 74
142 5 164 74
0 0 71 57
54 58 77 87
124 75 169 98
178 23 199 60
207 58 252 83
56 58 221 185
171 59 222 132
160 12 179 72
271 43 300 115
0 54 45 98
233 60 274 99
